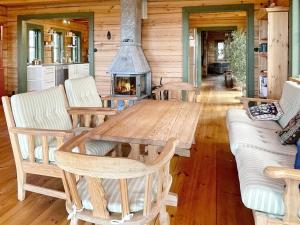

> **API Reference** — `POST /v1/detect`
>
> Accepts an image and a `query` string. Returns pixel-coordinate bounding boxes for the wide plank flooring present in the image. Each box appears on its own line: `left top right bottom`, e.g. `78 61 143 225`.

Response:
0 75 254 225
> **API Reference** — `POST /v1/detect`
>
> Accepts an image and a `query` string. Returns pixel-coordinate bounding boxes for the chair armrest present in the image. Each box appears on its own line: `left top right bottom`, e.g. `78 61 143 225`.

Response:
67 107 117 116
264 166 300 223
264 166 300 181
239 97 279 109
9 127 74 137
101 96 138 101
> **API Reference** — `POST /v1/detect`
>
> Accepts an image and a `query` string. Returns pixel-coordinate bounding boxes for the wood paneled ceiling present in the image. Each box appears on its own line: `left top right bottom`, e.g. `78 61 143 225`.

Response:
0 0 281 7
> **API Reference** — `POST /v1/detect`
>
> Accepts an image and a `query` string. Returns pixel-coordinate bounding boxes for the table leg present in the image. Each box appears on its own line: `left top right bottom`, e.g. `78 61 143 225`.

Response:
145 145 159 163
128 143 140 160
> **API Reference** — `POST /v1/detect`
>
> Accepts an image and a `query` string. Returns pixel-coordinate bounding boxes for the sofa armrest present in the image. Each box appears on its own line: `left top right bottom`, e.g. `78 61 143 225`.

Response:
264 166 300 223
264 166 300 181
239 97 279 109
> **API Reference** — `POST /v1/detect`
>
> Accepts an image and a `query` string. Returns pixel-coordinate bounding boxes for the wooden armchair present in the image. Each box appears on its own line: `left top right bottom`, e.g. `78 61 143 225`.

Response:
253 166 300 225
64 76 137 114
153 81 197 102
2 86 117 201
55 133 178 225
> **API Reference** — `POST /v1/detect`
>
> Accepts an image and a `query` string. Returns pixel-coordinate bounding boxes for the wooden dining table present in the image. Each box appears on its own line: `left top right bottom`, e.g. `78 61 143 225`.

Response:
89 99 201 160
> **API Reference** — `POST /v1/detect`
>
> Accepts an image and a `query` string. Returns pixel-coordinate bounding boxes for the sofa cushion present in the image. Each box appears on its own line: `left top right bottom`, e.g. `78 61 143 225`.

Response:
64 77 103 107
227 108 281 130
247 102 283 121
77 175 156 213
235 147 295 216
228 122 296 156
10 87 72 159
278 81 300 128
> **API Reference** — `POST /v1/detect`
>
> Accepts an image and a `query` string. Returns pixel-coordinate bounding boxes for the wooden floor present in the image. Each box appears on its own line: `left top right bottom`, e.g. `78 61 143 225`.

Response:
0 75 254 225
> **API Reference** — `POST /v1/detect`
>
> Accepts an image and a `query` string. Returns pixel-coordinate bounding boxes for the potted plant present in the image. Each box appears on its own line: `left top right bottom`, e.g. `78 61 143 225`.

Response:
225 30 247 95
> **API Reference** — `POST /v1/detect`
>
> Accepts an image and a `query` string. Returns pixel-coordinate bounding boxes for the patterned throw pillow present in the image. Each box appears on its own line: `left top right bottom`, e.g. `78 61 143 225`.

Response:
295 139 300 169
248 102 283 121
279 111 300 145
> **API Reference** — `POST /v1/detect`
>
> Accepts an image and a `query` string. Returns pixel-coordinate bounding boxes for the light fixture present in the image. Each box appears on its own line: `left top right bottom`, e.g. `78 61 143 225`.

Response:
63 19 71 25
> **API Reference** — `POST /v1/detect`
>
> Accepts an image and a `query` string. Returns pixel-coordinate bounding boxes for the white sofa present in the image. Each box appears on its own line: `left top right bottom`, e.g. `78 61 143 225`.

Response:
226 81 300 225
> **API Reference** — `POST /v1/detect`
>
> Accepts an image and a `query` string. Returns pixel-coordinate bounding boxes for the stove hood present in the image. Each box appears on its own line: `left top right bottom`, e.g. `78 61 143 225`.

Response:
108 0 151 75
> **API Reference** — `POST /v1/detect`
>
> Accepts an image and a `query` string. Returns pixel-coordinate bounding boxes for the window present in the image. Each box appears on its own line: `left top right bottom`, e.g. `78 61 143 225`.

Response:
71 35 80 63
216 41 225 61
53 32 63 63
28 29 42 63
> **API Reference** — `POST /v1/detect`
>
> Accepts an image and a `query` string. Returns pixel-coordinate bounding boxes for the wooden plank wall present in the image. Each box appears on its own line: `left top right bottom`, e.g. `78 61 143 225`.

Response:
3 0 289 95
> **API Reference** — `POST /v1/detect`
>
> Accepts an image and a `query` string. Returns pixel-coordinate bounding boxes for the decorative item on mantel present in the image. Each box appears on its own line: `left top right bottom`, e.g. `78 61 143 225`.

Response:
108 0 151 100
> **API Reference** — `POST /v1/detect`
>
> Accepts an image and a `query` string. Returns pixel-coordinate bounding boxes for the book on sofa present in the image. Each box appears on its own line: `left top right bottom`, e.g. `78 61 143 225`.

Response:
247 102 283 121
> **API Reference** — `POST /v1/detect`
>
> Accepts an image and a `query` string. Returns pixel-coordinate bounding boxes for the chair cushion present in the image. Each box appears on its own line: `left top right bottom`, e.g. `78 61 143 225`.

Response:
77 175 156 213
226 108 282 130
10 87 72 160
64 77 103 107
235 147 295 216
278 81 300 128
35 139 116 162
228 122 296 156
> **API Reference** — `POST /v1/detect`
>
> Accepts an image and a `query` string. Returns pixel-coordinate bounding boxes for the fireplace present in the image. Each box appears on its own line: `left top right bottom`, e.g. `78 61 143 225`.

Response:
112 73 151 98
108 0 151 99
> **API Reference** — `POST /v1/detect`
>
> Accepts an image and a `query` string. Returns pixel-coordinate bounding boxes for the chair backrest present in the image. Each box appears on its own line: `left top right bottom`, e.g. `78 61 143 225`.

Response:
278 81 300 128
64 76 103 107
4 86 72 160
154 81 197 102
55 134 177 224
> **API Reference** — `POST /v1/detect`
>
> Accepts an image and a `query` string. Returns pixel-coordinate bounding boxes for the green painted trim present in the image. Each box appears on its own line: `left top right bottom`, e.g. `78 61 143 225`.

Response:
17 12 94 93
291 0 300 77
288 0 292 76
26 23 44 63
196 30 201 85
182 4 255 97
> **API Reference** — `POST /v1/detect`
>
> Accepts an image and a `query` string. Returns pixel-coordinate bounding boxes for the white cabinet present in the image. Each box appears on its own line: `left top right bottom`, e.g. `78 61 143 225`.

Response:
27 65 56 92
68 63 90 79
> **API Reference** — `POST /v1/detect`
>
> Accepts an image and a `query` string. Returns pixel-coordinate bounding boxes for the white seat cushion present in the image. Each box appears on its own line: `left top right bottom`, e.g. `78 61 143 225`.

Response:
226 108 282 130
77 176 156 213
235 147 295 216
64 77 103 107
35 139 116 162
10 87 72 159
278 81 300 128
228 122 296 156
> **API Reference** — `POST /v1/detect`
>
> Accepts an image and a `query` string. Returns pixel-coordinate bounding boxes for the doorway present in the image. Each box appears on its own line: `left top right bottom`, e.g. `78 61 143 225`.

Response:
183 4 254 97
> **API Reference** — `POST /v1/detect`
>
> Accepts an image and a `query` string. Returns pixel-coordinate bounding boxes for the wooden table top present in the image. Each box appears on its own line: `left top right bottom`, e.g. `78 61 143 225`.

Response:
90 100 201 149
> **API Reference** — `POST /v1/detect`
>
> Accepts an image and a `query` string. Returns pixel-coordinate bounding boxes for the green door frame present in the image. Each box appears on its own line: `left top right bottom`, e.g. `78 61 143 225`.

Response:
17 12 94 93
183 4 255 97
196 26 237 86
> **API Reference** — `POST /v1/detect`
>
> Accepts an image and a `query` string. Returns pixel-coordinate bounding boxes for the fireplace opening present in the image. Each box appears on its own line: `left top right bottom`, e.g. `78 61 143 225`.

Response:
113 74 147 97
